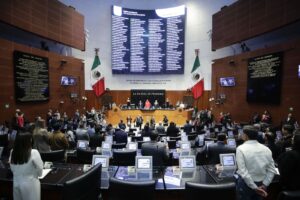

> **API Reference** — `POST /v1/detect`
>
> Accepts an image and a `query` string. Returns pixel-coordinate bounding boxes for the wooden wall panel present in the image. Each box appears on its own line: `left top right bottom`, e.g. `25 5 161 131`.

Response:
0 0 85 50
0 38 85 123
85 90 210 112
211 39 300 126
212 0 300 50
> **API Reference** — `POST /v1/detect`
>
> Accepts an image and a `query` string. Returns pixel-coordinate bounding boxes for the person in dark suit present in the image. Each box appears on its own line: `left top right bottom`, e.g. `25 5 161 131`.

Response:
166 122 179 137
276 124 294 154
114 127 127 144
135 115 143 129
206 133 236 165
277 131 300 191
155 122 165 135
264 130 281 161
281 113 297 128
141 132 169 167
141 123 152 137
183 120 193 135
118 120 126 130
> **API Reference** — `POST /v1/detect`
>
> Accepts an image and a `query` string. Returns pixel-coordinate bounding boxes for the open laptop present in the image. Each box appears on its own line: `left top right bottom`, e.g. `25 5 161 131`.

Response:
219 153 236 177
77 140 89 149
102 142 112 157
135 156 153 180
92 155 110 179
227 139 236 148
179 155 196 179
127 142 137 150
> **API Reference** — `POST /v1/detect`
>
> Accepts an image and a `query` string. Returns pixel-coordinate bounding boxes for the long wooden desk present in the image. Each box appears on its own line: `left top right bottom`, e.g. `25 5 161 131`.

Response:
106 108 192 126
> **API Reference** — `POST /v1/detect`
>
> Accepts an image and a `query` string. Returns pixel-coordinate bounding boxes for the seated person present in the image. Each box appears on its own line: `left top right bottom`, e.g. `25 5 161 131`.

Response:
166 122 179 137
154 100 159 108
141 132 169 167
144 99 151 109
206 133 236 165
165 98 170 108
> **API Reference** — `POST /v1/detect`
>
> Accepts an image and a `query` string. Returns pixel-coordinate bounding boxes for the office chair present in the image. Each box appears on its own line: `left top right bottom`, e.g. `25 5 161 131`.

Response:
277 190 300 200
185 182 236 200
109 177 156 200
169 136 181 141
112 143 126 149
89 136 103 148
187 134 197 141
40 149 65 163
112 150 136 166
76 148 96 164
63 163 101 200
167 140 176 149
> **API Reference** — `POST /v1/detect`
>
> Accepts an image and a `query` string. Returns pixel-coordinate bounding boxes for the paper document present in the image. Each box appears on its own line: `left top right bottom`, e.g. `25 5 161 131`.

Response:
39 169 52 179
164 175 181 186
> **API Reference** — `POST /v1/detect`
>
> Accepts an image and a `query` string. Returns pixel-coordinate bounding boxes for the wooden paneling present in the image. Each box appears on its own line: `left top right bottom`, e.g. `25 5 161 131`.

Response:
0 0 85 50
212 0 300 50
211 39 300 126
85 90 210 113
0 38 85 123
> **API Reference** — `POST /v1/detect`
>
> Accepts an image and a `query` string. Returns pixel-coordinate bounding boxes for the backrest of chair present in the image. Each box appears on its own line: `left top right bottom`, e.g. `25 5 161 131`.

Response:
207 145 236 165
187 134 197 141
109 177 155 200
113 150 136 166
63 163 101 200
185 182 236 200
76 148 96 164
0 134 8 147
167 140 176 149
112 143 126 149
277 190 300 200
89 136 103 148
40 149 65 163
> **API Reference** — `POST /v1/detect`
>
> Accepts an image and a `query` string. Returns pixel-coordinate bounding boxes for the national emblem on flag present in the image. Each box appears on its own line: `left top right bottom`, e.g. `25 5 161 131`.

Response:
191 49 204 99
91 48 105 97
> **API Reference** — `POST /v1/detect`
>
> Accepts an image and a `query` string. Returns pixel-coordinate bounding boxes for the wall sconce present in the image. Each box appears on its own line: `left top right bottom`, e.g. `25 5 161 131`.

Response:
60 59 67 67
82 96 87 101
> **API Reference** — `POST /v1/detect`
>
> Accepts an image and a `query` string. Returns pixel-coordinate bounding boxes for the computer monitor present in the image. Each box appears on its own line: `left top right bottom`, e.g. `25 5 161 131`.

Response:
135 156 152 171
205 140 214 147
227 131 234 138
105 135 113 143
127 142 137 150
180 142 191 150
92 155 109 169
179 156 196 171
219 153 236 168
102 141 112 149
181 135 188 142
77 140 89 149
227 139 236 147
143 137 150 142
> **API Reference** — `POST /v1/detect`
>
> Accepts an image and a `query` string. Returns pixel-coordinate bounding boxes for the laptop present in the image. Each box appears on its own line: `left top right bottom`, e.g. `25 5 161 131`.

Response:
127 142 137 150
179 156 196 179
219 153 236 177
77 140 89 149
92 155 110 179
227 139 236 148
135 156 153 180
102 142 112 157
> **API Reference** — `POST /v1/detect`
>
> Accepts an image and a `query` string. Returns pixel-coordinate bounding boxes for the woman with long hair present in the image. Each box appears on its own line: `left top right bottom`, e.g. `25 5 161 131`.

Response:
10 131 43 200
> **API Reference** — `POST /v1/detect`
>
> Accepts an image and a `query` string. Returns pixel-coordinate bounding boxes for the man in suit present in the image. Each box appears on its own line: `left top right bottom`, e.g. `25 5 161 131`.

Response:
114 126 128 144
156 122 165 135
166 122 179 137
118 120 126 130
183 120 193 135
205 133 236 165
141 132 169 167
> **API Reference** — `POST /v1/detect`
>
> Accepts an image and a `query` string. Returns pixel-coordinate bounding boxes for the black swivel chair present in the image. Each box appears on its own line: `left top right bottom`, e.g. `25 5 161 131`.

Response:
63 163 102 200
40 149 65 163
112 150 136 166
109 177 156 200
76 148 96 164
277 190 300 200
167 140 176 149
112 143 127 149
185 182 236 200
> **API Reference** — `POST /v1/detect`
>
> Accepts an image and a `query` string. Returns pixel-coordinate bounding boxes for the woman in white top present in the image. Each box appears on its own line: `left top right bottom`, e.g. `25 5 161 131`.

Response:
10 132 43 200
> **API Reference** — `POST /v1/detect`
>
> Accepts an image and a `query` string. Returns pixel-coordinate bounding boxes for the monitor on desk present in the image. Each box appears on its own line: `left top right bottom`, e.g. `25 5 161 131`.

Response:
180 141 191 150
143 137 150 142
179 156 196 171
127 142 137 150
77 140 89 149
227 139 236 148
136 156 152 171
105 135 113 143
227 131 234 138
102 142 112 149
219 153 236 168
92 155 109 169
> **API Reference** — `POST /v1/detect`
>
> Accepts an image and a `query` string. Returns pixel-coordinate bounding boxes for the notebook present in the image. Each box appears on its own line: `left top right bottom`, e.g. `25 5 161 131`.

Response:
92 155 110 179
135 156 153 180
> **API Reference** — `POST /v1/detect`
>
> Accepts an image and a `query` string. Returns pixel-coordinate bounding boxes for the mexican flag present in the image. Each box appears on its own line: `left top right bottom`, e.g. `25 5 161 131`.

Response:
91 49 105 97
191 49 204 99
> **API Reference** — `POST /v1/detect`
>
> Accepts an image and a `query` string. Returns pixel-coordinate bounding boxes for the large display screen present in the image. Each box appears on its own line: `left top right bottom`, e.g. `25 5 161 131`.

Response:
112 5 185 74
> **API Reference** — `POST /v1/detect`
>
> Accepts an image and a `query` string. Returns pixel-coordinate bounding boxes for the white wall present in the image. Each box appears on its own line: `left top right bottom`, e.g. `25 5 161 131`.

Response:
60 0 237 91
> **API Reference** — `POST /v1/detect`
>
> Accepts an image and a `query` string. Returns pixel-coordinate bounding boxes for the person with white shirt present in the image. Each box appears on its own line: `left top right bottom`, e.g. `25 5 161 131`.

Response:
10 132 43 200
236 125 277 200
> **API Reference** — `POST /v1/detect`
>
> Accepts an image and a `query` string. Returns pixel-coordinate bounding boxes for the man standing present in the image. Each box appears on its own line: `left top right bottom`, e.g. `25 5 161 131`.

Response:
236 125 277 200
